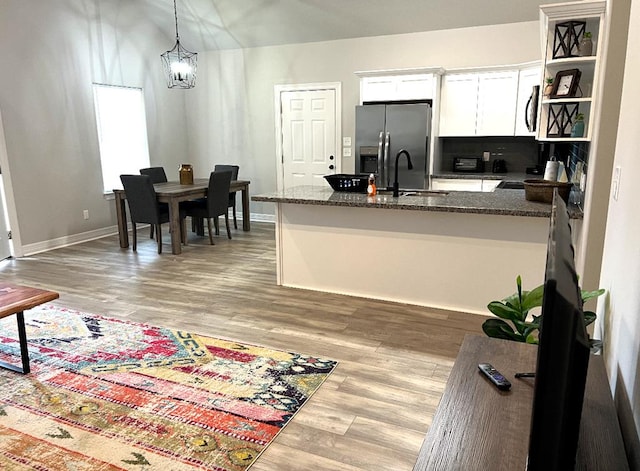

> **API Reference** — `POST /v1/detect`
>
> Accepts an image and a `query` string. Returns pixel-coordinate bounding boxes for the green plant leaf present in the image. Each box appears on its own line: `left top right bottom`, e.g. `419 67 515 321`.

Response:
584 310 597 327
487 301 521 320
520 284 545 312
482 318 525 342
582 288 605 301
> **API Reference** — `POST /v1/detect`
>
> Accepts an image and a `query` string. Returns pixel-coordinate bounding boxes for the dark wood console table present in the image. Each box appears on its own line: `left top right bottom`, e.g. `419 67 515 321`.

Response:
413 335 628 470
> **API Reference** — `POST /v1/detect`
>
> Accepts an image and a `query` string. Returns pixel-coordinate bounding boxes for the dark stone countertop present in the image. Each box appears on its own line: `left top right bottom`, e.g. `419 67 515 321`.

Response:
252 185 583 219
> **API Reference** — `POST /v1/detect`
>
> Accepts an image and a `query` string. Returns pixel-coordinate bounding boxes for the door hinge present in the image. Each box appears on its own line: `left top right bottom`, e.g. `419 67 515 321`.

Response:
7 231 11 240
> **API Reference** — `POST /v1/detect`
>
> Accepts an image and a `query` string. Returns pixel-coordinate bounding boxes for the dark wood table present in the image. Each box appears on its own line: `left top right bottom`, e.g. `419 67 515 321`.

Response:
0 282 59 374
114 179 251 255
413 335 628 470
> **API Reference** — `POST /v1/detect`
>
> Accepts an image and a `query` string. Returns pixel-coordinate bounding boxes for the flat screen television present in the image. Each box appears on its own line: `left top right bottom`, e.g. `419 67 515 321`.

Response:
526 191 590 471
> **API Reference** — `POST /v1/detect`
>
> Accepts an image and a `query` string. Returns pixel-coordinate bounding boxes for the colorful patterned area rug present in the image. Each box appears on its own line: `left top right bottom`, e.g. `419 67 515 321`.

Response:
0 305 337 470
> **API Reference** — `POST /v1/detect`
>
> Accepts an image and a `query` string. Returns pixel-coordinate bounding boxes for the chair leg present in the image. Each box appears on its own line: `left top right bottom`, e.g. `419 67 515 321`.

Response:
214 217 220 236
156 224 162 254
150 225 155 239
132 223 137 251
181 219 187 245
232 206 237 229
225 213 232 239
206 218 215 245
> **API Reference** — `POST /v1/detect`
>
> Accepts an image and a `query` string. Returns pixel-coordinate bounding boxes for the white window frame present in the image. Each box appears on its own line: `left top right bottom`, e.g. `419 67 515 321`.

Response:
93 84 150 194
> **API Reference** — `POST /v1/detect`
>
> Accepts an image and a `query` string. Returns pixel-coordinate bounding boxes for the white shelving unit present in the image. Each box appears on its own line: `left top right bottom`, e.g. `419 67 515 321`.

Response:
538 2 605 142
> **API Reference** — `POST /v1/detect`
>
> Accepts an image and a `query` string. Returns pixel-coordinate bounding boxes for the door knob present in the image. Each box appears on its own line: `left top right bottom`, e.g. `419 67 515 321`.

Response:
329 165 334 170
329 155 334 160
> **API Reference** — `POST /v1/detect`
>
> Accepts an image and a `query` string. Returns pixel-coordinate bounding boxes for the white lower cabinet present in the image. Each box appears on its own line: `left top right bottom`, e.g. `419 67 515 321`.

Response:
431 178 502 192
481 180 502 192
431 178 483 192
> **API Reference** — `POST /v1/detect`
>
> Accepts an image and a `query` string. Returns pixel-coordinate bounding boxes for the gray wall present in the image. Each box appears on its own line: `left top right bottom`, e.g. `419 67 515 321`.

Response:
597 0 640 464
0 1 187 249
186 21 541 216
0 1 539 247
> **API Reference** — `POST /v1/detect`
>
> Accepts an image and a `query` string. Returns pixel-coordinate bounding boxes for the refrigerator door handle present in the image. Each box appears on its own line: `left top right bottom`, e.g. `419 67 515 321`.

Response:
383 132 391 188
377 131 384 184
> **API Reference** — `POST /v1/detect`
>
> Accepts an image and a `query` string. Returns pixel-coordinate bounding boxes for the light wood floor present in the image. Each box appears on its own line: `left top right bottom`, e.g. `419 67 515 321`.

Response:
0 221 485 471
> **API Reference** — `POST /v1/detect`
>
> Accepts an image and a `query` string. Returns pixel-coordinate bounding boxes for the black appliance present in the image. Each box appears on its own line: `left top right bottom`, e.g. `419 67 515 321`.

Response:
492 159 507 173
453 157 484 173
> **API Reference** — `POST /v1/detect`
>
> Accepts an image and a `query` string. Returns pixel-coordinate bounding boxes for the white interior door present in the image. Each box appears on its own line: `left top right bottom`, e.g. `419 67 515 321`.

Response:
278 87 339 190
0 108 13 260
0 175 10 260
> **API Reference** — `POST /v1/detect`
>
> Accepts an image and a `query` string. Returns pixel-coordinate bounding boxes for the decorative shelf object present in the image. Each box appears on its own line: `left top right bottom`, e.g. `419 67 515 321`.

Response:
547 102 580 137
553 20 587 58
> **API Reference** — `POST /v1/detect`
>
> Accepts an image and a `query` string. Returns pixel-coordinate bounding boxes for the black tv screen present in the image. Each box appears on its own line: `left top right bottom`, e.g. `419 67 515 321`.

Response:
526 191 590 471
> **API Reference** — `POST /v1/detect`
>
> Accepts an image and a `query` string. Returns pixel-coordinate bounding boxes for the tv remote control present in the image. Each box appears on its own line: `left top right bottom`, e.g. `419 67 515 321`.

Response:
478 363 511 390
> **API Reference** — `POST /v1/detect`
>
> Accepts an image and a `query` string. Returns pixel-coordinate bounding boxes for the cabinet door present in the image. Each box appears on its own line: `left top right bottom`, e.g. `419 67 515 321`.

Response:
361 76 397 102
476 71 519 136
431 178 483 191
515 67 542 136
439 74 478 137
395 74 434 100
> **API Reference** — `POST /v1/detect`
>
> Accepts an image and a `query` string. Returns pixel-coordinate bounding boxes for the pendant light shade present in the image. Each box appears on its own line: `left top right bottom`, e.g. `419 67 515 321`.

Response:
160 0 197 89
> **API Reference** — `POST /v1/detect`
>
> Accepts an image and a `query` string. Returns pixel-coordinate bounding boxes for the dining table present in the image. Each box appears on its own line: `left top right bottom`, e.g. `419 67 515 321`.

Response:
113 178 251 255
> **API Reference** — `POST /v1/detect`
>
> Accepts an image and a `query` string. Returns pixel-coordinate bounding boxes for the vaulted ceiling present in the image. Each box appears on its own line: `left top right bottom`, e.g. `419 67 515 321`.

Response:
145 0 555 50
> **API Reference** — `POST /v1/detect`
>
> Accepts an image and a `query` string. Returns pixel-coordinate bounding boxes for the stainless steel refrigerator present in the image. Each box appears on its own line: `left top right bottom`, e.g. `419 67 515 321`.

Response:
355 103 431 190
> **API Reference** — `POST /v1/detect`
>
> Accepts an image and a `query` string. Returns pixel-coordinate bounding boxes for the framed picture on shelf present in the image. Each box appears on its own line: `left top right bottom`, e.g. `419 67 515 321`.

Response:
550 69 582 99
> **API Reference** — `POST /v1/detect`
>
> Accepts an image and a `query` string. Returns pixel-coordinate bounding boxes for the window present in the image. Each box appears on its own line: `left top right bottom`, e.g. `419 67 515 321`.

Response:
93 84 150 193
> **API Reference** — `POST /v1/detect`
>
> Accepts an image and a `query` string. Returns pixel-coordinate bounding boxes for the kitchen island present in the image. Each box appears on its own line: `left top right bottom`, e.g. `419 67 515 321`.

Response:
253 186 582 315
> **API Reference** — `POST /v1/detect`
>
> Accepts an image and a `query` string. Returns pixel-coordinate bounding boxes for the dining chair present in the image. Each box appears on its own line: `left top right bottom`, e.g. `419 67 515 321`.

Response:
183 170 233 244
140 167 168 239
120 174 185 254
214 164 239 232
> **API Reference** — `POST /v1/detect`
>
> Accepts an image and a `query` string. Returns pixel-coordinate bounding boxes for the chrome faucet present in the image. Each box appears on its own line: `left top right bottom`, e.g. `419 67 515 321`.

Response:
393 149 413 197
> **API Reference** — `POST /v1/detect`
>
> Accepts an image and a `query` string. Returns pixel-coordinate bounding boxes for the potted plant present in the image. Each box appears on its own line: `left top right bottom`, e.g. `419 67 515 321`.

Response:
571 113 585 138
579 31 593 56
482 275 604 350
543 77 554 98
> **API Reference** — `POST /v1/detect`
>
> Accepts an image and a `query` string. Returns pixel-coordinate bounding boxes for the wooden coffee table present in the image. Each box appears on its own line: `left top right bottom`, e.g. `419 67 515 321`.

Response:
0 282 59 374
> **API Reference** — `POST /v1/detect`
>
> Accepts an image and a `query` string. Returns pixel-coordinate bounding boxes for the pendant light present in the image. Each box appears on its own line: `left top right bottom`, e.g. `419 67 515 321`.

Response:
160 0 197 89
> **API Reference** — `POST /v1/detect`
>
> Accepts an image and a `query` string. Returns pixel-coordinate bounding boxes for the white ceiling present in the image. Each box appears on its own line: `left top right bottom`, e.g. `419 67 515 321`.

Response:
147 0 556 51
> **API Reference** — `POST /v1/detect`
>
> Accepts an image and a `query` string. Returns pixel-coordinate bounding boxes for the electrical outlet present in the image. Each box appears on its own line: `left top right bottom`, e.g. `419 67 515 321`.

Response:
483 151 490 162
83 210 89 220
343 147 352 157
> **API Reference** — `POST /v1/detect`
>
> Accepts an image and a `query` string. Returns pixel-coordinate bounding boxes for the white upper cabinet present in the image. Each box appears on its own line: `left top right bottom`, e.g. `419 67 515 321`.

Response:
440 67 539 137
439 74 479 136
515 66 542 136
476 71 519 136
361 73 435 102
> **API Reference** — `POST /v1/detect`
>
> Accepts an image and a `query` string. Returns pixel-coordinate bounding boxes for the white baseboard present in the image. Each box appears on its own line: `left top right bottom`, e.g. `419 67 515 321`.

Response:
21 226 120 256
20 212 275 256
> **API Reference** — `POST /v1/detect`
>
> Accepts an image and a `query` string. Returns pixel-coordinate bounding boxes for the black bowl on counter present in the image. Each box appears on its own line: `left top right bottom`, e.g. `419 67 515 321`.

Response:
324 174 369 193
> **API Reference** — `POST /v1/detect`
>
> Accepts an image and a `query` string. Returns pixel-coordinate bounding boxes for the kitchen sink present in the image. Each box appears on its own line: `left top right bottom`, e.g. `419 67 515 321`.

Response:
496 181 525 190
376 189 449 197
